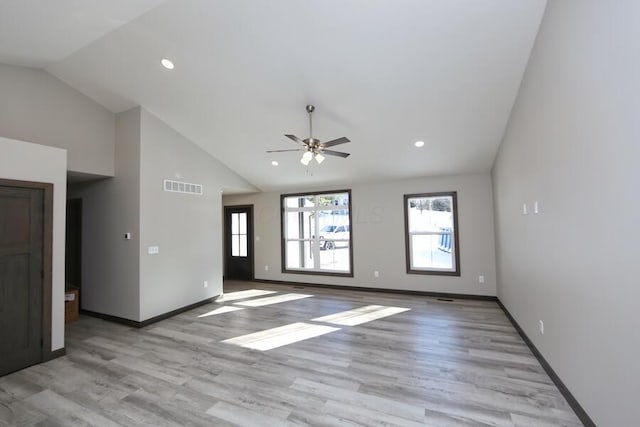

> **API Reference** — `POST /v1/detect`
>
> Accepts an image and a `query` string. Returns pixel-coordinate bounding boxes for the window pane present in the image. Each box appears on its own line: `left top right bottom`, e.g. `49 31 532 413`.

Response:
411 234 453 270
285 195 315 208
232 235 239 257
317 193 349 207
286 212 300 239
239 235 247 257
231 213 239 234
408 196 454 232
318 210 349 236
239 213 247 234
319 245 350 271
286 240 313 269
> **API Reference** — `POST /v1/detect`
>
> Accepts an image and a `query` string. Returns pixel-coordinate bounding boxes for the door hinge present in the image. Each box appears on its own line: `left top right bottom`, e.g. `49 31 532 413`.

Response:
41 269 44 279
40 338 43 347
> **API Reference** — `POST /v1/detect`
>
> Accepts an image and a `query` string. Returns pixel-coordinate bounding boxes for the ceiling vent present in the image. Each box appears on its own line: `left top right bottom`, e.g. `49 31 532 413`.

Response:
163 179 203 195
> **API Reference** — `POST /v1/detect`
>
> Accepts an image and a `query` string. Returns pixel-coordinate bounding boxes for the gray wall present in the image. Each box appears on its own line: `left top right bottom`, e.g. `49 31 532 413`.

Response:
492 0 640 425
0 137 67 351
224 173 496 296
69 107 256 321
138 109 256 320
0 63 115 176
68 107 141 320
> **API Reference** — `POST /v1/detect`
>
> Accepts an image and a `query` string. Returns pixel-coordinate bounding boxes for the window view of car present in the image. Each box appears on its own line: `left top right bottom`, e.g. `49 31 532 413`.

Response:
318 224 350 250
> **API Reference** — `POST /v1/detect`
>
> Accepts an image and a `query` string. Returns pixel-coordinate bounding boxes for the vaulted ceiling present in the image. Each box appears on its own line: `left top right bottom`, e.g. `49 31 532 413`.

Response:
0 0 547 191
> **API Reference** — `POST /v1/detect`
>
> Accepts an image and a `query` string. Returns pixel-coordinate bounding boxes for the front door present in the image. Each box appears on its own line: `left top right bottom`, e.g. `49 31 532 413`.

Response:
224 205 254 280
0 185 44 376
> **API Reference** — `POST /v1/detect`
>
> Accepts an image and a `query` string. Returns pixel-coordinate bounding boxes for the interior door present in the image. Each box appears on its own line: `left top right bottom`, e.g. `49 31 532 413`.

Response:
224 205 254 280
0 185 44 376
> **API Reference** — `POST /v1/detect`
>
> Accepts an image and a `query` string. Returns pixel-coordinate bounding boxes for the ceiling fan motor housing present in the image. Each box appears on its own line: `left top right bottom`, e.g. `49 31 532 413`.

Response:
304 137 320 148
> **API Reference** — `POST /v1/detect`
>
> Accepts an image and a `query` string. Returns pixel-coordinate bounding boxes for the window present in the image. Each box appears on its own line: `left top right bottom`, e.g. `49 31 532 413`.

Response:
281 190 353 276
404 192 460 275
231 212 248 257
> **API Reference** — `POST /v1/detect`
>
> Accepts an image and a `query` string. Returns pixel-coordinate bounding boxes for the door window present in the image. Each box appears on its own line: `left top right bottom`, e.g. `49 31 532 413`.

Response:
231 212 247 257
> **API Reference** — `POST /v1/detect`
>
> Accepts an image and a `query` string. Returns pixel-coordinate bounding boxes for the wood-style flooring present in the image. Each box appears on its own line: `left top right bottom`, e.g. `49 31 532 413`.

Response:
0 280 583 426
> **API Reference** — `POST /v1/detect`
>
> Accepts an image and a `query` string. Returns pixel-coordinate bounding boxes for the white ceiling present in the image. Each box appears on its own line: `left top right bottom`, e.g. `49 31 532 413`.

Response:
0 0 547 192
0 0 165 68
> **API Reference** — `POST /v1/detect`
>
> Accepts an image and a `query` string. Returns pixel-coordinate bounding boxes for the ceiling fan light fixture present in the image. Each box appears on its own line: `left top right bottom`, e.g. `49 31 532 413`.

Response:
301 150 313 165
315 152 325 164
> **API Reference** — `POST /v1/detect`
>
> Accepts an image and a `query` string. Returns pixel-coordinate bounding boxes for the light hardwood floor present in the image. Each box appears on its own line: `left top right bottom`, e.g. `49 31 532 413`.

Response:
0 280 583 426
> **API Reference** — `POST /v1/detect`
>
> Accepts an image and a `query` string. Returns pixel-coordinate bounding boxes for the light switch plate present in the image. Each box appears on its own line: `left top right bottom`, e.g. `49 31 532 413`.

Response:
148 246 159 255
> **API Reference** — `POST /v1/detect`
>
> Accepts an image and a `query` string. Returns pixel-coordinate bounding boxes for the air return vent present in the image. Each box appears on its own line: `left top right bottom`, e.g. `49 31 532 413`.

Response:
163 179 203 195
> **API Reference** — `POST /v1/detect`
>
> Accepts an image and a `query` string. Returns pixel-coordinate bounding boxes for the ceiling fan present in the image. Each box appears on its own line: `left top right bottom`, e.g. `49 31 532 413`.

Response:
267 105 351 165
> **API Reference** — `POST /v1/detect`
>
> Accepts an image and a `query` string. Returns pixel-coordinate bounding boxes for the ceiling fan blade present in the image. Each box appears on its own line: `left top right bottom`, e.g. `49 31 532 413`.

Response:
322 149 350 158
320 137 350 148
284 134 304 144
266 149 301 153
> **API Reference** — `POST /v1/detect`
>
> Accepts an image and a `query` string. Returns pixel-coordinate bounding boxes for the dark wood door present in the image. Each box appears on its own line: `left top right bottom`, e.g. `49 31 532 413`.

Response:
224 205 254 280
0 185 44 376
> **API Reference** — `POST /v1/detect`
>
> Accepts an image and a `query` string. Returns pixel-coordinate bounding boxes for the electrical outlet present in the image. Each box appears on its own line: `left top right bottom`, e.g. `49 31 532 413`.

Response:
478 275 485 284
203 281 208 288
374 270 379 278
539 320 544 335
265 265 269 271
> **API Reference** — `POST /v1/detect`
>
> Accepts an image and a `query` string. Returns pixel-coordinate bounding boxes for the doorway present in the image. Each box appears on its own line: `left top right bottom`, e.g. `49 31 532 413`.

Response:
224 205 254 280
0 179 52 376
65 199 82 291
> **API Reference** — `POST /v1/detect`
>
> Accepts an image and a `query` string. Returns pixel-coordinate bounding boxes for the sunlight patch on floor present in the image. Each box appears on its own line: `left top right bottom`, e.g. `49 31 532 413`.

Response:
222 322 340 351
233 293 313 307
312 305 411 326
216 289 277 302
197 306 244 318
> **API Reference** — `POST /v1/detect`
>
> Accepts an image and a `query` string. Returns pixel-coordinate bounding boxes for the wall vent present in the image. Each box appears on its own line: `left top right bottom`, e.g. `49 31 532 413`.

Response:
163 179 203 195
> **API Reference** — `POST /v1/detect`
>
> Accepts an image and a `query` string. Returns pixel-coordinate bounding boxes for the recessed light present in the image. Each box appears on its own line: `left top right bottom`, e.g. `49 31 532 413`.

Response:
271 160 279 166
161 58 174 70
414 140 425 148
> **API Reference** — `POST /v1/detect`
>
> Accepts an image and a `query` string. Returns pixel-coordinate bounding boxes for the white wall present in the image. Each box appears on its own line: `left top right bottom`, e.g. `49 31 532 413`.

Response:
492 0 640 425
68 108 141 320
138 109 256 320
224 173 496 296
0 63 115 176
0 137 67 351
